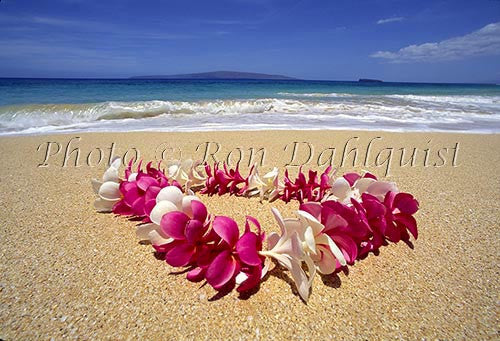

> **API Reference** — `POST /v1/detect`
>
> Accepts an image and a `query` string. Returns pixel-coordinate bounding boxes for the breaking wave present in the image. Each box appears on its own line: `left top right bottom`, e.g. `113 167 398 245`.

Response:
0 95 499 135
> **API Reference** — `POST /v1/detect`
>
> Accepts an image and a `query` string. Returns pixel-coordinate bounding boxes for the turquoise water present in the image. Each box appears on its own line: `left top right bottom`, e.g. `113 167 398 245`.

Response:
0 78 499 134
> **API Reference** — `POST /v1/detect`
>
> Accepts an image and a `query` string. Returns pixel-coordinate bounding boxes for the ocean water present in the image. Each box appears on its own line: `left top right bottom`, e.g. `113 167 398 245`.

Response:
0 78 499 135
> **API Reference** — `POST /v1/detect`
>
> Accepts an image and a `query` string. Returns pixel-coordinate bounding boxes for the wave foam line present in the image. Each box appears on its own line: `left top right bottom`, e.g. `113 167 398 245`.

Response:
0 97 499 135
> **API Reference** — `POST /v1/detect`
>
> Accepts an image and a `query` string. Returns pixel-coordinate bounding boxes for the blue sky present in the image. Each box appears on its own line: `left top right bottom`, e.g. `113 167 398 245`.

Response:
0 0 499 82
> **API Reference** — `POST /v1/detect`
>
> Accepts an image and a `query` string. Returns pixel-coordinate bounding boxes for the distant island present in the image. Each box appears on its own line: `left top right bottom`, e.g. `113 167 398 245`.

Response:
358 78 383 83
130 71 296 80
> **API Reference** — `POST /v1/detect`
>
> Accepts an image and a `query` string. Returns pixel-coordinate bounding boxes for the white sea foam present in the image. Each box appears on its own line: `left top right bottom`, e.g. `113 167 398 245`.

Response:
277 92 354 98
0 95 499 135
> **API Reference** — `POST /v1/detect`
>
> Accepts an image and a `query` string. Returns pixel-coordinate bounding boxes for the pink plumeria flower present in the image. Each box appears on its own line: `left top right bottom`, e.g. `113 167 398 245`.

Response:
156 198 211 267
382 191 419 243
200 216 264 292
136 186 203 246
112 161 173 219
91 157 122 212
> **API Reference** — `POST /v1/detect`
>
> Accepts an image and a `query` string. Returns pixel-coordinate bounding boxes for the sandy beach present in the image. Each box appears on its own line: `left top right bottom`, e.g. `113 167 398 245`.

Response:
0 130 499 339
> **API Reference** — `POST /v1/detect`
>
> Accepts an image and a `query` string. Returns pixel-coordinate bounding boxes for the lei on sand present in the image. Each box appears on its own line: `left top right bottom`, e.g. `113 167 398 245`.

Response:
92 158 419 301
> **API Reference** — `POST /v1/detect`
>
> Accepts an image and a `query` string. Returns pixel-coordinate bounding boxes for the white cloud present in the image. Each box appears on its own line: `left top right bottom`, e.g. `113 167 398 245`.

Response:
371 22 500 62
377 17 404 24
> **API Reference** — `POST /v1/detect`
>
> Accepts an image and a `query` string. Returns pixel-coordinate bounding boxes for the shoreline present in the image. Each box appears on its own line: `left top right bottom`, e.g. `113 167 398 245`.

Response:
1 130 499 339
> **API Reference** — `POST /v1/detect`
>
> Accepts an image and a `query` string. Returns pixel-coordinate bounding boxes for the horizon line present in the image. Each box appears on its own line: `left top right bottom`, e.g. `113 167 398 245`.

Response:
0 77 497 85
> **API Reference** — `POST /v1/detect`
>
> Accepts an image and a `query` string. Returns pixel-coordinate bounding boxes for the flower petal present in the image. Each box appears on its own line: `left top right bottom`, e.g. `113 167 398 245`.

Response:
181 195 199 216
321 206 348 231
206 250 238 289
297 210 324 236
395 213 418 239
145 186 161 202
361 193 387 219
330 177 350 201
266 232 280 250
331 234 358 264
354 177 376 194
144 199 157 217
186 267 206 282
98 181 120 200
103 166 119 183
109 157 121 169
213 216 240 247
304 254 317 287
165 243 195 267
315 245 337 274
123 186 140 206
131 197 146 216
156 186 183 208
128 172 137 182
195 244 214 268
272 253 310 302
343 172 361 186
150 200 179 225
137 175 157 192
325 234 347 266
394 193 419 215
93 198 117 212
367 181 398 200
148 230 173 246
190 200 208 222
237 265 262 292
168 164 180 178
271 207 286 235
271 231 304 260
245 216 261 235
283 218 305 237
160 211 190 240
185 219 208 244
236 232 261 266
136 223 157 240
263 167 278 180
304 226 317 255
112 200 132 215
299 202 322 219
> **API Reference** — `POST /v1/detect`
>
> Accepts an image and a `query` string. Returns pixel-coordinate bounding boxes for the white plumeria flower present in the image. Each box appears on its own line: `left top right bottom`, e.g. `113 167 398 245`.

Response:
91 157 122 212
326 175 398 204
135 186 203 246
166 159 206 191
296 210 347 274
246 166 281 201
259 208 316 302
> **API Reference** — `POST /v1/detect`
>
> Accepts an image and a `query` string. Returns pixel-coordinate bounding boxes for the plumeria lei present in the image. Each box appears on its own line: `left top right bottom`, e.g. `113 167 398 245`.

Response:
92 158 419 301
